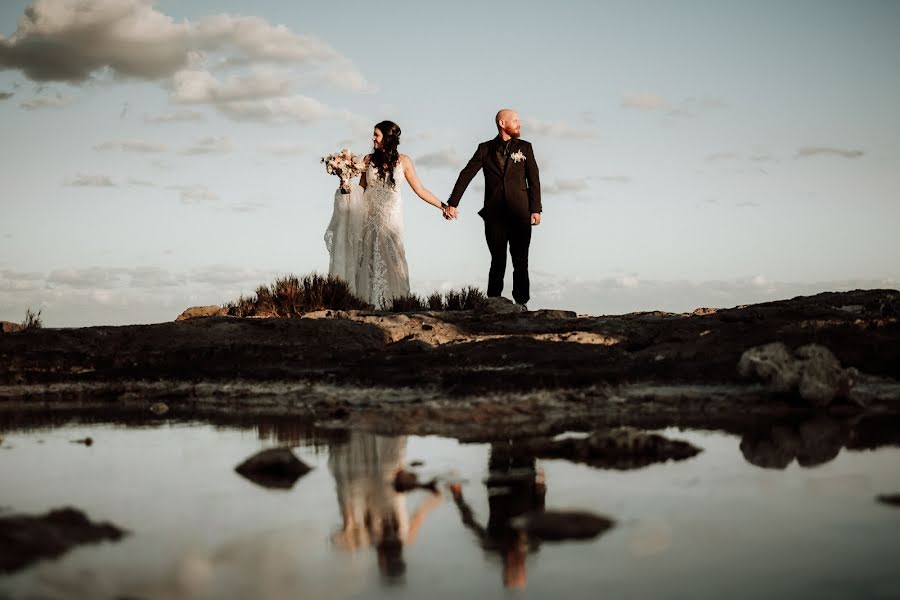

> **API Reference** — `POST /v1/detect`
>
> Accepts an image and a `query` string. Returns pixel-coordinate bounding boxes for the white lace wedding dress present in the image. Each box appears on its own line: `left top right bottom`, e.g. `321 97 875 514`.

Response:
324 161 410 309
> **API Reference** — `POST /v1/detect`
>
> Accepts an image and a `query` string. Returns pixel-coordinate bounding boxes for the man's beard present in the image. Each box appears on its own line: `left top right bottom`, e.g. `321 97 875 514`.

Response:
503 126 521 139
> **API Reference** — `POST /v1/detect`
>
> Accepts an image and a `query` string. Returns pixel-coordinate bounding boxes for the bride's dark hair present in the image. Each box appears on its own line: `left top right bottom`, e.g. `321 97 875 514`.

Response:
371 120 401 187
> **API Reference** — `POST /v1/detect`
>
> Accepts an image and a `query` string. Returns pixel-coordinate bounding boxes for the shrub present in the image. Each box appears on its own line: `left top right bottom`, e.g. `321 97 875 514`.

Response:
389 286 487 313
224 273 370 317
459 286 487 310
443 289 463 311
22 307 43 330
388 293 427 312
427 292 444 311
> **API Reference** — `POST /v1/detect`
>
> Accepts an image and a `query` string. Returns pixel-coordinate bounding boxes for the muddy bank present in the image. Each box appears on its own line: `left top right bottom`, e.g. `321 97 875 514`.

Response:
2 289 899 440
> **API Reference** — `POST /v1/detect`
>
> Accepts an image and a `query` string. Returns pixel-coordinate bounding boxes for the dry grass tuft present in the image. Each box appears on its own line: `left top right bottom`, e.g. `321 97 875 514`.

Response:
225 273 371 317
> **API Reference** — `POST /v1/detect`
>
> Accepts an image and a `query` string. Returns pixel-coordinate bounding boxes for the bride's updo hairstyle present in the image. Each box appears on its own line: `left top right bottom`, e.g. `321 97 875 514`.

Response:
372 120 401 187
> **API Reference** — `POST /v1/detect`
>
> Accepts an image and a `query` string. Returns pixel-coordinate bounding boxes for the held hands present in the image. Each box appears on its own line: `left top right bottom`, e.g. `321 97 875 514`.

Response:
441 203 458 220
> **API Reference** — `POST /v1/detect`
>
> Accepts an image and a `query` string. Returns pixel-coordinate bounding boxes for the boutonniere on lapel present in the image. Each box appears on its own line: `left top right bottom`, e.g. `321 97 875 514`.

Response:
510 149 526 163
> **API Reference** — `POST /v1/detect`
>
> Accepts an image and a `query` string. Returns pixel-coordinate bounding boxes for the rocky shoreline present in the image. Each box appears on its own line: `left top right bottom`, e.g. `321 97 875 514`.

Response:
2 289 899 441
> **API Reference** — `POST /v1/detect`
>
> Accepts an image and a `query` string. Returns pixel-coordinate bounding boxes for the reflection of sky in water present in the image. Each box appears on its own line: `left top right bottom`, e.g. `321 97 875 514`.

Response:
0 423 899 599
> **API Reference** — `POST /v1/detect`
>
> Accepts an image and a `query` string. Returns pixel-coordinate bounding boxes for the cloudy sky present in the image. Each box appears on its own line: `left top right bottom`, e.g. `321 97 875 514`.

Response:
1 0 899 326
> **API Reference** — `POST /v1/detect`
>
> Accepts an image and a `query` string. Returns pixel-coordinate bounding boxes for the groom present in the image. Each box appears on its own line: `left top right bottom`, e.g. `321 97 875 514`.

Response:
444 109 542 307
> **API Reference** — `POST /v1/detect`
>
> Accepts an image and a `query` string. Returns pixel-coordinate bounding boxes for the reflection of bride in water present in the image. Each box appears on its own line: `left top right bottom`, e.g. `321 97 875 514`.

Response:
328 432 441 580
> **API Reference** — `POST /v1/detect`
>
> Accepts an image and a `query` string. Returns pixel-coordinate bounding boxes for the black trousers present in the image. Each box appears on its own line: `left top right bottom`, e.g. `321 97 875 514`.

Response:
484 216 532 304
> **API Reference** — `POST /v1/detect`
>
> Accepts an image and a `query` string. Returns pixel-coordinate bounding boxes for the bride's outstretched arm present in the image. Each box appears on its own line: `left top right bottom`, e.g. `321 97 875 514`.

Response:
400 155 444 211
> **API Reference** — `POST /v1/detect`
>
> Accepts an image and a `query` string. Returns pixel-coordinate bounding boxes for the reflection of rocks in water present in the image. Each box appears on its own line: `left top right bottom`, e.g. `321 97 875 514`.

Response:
846 414 900 451
740 416 848 469
510 510 614 541
0 507 127 573
877 494 900 507
234 447 312 490
255 420 348 450
393 469 437 493
513 428 701 470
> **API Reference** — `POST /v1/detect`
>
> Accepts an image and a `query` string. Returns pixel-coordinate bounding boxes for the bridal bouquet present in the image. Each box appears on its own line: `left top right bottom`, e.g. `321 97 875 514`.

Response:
321 148 366 194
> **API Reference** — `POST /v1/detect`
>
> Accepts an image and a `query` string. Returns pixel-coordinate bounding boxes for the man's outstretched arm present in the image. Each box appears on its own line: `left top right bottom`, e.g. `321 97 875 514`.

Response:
448 144 484 211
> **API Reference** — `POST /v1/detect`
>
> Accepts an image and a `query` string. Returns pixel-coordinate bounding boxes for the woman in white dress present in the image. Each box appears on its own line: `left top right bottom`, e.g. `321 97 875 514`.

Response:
355 121 446 309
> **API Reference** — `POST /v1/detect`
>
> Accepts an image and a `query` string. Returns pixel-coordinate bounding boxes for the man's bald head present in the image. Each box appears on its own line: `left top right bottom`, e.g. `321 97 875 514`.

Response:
495 109 521 139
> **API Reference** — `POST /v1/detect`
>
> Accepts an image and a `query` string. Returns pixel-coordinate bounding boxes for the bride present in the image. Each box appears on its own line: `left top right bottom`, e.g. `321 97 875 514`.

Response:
325 120 446 309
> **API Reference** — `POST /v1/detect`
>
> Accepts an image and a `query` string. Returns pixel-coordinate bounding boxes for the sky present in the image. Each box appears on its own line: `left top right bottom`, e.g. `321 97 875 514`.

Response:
1 0 899 326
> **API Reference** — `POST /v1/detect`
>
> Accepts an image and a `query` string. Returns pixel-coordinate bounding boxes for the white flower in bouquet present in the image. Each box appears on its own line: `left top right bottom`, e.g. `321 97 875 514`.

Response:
321 148 366 194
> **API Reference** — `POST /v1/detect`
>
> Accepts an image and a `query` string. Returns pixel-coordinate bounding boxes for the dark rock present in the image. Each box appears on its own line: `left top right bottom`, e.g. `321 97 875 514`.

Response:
0 507 126 573
393 469 437 493
176 306 228 321
877 494 900 507
529 309 577 319
409 460 424 467
476 297 525 315
738 342 860 406
1 321 24 334
517 428 701 470
393 469 419 492
149 402 169 415
234 447 312 490
71 437 93 446
510 510 614 541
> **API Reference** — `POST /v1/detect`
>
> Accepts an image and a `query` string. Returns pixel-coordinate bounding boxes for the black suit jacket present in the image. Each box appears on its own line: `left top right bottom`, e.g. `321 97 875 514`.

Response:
448 136 542 224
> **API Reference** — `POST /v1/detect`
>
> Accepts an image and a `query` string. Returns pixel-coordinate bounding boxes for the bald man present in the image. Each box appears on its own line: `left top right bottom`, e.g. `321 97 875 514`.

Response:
445 109 542 307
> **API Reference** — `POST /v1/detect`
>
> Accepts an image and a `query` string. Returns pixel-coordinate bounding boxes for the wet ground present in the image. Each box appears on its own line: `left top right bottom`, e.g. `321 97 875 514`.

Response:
2 411 899 599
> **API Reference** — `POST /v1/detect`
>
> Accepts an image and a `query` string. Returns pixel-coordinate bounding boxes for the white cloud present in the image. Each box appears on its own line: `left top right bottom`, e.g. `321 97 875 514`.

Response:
667 97 728 118
525 118 596 139
213 95 346 125
64 173 115 187
529 274 899 316
543 178 590 195
0 1 374 125
416 148 462 169
621 91 666 111
706 152 739 162
228 201 268 213
0 0 371 87
170 184 219 204
180 136 233 156
170 68 295 104
260 143 307 157
47 267 126 289
795 147 864 159
596 175 632 184
20 92 72 110
144 108 205 123
95 140 168 153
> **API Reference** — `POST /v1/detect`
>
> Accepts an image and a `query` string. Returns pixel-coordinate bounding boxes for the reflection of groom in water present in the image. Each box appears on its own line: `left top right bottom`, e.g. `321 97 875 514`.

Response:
449 443 546 589
444 109 543 307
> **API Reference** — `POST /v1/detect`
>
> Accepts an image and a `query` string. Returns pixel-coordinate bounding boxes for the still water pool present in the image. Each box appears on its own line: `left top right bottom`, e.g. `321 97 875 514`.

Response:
1 415 899 599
